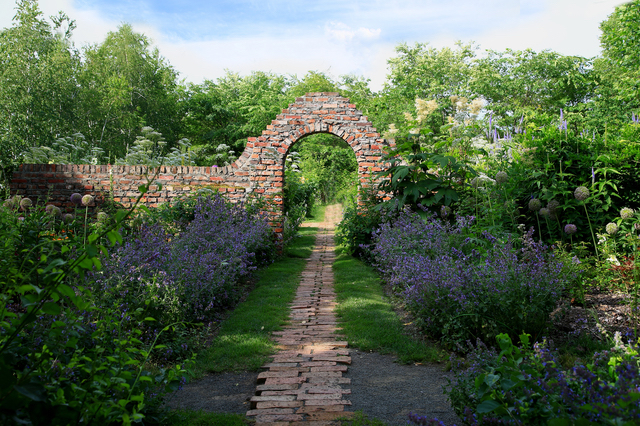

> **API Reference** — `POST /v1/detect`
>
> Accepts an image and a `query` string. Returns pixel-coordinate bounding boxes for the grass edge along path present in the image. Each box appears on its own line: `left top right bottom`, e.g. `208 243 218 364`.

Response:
333 243 446 364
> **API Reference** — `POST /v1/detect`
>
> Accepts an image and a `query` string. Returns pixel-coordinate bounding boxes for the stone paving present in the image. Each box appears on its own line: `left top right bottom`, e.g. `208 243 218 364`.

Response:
247 206 351 425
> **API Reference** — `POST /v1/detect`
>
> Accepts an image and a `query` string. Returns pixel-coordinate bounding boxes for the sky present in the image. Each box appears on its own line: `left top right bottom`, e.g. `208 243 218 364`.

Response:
0 0 628 91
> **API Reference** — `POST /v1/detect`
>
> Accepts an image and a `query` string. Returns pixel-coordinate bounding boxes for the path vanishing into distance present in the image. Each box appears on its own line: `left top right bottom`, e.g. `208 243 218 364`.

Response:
246 204 354 425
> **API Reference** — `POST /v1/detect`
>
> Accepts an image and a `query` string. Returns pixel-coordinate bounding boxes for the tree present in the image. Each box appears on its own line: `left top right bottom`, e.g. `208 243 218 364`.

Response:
0 0 79 184
77 24 180 161
471 49 596 130
592 0 640 127
380 42 478 135
178 71 289 164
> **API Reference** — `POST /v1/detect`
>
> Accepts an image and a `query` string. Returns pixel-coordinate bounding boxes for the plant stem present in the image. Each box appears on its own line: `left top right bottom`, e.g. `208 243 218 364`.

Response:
583 203 600 261
535 212 543 242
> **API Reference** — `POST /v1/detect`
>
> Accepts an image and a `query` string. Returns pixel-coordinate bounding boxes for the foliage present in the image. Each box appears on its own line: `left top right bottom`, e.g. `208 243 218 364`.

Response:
336 185 394 257
292 133 358 204
593 0 640 127
0 182 191 425
90 193 275 345
436 332 640 425
471 49 596 130
0 0 80 184
333 244 445 364
383 42 477 135
78 24 180 162
370 210 568 347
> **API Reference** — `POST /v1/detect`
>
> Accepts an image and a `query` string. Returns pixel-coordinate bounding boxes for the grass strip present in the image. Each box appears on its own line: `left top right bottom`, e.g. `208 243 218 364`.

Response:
333 244 446 364
192 226 318 375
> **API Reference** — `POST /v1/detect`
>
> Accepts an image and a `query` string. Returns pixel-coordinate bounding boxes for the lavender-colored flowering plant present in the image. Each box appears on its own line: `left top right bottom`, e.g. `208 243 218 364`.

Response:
371 209 567 347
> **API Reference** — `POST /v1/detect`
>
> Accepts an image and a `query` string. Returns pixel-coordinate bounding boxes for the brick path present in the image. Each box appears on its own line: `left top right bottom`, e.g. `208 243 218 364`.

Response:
247 206 352 425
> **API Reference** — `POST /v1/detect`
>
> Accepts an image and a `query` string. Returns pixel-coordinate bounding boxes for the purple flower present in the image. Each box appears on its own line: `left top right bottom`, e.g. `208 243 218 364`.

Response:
70 193 82 205
564 224 577 235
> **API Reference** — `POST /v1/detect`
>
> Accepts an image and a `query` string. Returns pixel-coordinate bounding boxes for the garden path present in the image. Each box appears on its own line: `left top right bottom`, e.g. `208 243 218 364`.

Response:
246 204 352 425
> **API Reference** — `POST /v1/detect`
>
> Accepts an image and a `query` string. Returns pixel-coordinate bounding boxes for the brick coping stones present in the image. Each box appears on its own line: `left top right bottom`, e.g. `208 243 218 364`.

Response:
247 207 351 425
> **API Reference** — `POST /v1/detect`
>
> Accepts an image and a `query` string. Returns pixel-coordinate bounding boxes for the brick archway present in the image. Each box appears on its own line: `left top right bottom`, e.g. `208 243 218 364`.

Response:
10 92 393 238
236 92 394 233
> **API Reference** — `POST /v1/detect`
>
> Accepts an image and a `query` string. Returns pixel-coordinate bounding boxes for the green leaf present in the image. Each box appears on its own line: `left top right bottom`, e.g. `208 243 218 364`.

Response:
41 302 61 316
14 384 47 402
476 400 501 414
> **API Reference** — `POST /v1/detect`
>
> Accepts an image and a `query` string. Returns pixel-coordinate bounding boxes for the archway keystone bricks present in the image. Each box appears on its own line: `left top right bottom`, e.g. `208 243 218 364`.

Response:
9 92 394 239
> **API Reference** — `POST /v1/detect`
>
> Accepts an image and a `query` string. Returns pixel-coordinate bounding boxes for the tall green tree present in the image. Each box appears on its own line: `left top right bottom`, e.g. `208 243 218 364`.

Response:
380 42 478 135
592 0 640 128
0 0 79 183
77 24 180 161
178 71 289 164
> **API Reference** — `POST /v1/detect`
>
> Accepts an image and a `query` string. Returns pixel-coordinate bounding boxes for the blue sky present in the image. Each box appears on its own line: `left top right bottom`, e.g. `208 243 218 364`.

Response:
0 0 627 90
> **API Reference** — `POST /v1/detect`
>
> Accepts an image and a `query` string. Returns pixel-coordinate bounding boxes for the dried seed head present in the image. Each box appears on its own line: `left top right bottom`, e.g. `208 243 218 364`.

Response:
495 171 508 184
528 198 542 212
574 186 589 201
19 198 32 209
605 222 618 235
547 199 560 213
81 195 94 206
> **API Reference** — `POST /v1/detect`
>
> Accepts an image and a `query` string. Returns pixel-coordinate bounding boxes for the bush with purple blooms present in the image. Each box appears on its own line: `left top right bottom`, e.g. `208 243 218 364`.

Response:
89 194 275 334
418 332 640 426
370 209 566 347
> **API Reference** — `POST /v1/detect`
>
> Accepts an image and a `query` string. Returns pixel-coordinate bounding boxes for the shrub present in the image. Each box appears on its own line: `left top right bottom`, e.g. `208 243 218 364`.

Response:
371 210 567 347
430 332 640 425
89 194 275 335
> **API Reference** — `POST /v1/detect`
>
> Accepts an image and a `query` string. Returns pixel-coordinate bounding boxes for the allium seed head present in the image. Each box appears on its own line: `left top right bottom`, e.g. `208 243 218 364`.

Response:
70 193 82 205
620 207 634 219
63 213 74 223
528 198 542 212
574 186 589 201
20 198 32 209
605 222 618 235
97 212 108 222
564 224 577 235
81 195 94 206
495 171 508 184
3 199 15 210
547 199 560 213
539 207 550 218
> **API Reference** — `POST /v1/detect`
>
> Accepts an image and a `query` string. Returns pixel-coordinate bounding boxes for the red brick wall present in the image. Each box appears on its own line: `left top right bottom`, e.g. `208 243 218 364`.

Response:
10 93 394 237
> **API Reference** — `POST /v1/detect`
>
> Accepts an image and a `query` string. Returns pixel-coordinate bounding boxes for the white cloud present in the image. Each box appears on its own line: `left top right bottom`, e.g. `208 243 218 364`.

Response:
0 0 630 93
325 21 381 42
